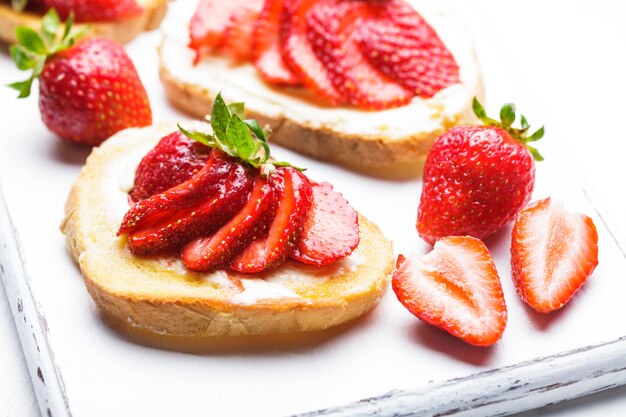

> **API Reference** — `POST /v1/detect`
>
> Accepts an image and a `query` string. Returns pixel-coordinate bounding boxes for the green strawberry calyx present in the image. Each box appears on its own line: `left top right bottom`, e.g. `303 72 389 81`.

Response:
473 97 545 161
178 93 305 176
8 9 89 98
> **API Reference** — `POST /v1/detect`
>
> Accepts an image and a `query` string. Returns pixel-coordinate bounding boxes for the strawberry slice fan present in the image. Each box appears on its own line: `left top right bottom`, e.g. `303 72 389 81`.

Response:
189 0 460 110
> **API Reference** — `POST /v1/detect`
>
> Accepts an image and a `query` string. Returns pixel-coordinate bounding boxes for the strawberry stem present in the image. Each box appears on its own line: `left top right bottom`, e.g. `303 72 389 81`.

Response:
179 93 305 175
8 9 88 98
473 97 545 161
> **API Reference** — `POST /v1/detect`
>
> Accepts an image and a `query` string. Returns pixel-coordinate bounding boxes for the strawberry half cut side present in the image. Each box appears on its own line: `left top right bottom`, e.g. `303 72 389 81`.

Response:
392 236 507 347
127 162 254 256
252 0 302 85
118 150 235 235
181 174 278 272
231 168 312 273
511 198 599 313
291 182 359 266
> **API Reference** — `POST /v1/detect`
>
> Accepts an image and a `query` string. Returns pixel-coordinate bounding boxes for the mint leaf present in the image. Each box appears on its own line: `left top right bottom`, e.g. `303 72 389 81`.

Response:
500 103 516 127
177 124 215 147
16 27 46 54
210 93 231 139
226 115 256 160
243 119 266 142
228 102 245 119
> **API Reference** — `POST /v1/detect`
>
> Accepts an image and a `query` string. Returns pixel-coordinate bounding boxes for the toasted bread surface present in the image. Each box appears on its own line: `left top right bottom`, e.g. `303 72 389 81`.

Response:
0 0 167 45
62 123 395 337
158 0 483 169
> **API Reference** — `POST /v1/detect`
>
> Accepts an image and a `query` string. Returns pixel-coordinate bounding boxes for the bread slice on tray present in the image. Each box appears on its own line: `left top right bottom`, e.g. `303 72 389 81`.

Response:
0 0 167 44
62 123 395 337
159 0 483 169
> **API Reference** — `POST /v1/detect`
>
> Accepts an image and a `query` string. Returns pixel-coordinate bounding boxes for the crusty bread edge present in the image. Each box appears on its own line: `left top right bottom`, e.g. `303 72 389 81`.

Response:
61 124 395 337
0 0 167 45
159 54 484 169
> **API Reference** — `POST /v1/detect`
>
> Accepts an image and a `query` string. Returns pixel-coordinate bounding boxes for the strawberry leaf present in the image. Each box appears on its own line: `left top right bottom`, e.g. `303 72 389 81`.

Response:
210 93 230 139
11 0 28 12
41 9 61 46
10 45 36 70
7 79 33 98
473 97 545 162
226 115 256 160
15 27 46 54
228 102 245 119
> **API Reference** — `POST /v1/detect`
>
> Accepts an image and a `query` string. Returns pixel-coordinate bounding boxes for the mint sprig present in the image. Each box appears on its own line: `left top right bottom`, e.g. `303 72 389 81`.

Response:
473 97 545 161
8 9 88 98
179 93 305 175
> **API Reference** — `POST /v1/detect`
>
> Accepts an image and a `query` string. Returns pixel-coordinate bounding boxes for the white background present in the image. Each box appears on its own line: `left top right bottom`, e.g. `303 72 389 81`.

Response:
1 0 626 416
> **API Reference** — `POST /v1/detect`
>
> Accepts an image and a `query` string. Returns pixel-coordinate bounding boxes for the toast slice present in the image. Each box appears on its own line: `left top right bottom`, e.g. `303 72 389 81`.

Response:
62 123 395 337
158 0 483 169
0 0 167 44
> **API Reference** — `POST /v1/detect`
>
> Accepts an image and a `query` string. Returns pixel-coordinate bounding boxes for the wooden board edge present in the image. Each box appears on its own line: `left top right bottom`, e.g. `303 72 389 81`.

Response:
0 183 72 417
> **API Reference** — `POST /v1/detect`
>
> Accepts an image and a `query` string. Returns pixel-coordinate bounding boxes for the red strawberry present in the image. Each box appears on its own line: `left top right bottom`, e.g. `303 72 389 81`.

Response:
181 174 278 272
356 1 459 98
129 131 211 202
188 0 263 63
280 0 343 104
306 0 413 109
40 0 143 22
127 162 254 256
511 198 599 313
221 7 261 62
118 150 235 235
417 99 543 244
392 236 507 347
291 182 359 266
252 0 302 86
231 168 312 273
10 15 151 146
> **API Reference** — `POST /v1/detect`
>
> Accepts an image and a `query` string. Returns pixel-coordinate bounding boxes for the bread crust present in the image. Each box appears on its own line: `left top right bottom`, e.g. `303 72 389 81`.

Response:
0 0 167 45
62 123 395 337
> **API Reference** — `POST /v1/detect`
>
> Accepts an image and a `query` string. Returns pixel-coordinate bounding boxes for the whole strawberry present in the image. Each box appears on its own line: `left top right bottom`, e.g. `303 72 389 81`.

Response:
417 98 544 244
9 10 152 146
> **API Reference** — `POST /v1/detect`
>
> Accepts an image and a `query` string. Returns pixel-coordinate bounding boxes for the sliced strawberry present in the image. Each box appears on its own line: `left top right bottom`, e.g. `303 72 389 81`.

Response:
291 182 359 266
127 163 254 256
356 1 460 98
41 0 143 23
118 151 235 235
252 0 302 86
129 131 210 202
511 198 599 313
281 0 342 103
392 236 507 347
231 168 312 273
188 0 262 63
306 0 413 109
220 4 263 62
181 175 278 272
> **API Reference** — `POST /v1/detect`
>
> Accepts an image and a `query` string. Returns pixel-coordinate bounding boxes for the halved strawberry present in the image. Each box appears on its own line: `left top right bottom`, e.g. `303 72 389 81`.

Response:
356 1 460 98
511 198 599 313
220 4 263 62
231 168 312 273
281 0 342 104
181 174 278 272
129 131 210 202
188 0 262 63
392 236 507 347
118 150 235 235
127 163 254 256
306 0 413 109
291 182 359 266
253 0 302 85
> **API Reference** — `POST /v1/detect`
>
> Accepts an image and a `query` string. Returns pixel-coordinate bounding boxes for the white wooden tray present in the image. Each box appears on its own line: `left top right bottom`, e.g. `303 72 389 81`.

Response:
2 2 626 417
